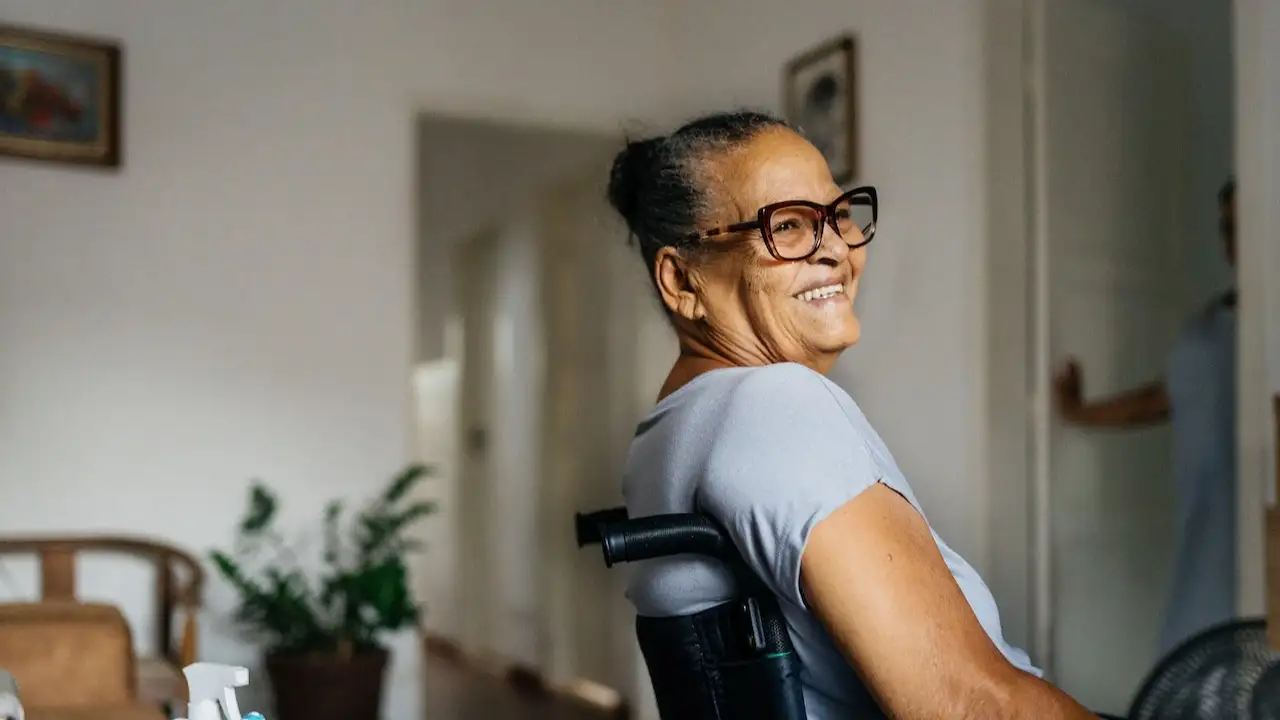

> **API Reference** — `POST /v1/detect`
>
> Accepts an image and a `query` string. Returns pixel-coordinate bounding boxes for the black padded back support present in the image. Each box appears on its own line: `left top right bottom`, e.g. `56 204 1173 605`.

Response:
636 593 807 720
575 507 809 719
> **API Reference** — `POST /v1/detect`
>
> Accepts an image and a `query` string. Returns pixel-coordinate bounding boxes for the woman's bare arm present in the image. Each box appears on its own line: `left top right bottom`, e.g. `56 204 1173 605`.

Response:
800 484 1094 719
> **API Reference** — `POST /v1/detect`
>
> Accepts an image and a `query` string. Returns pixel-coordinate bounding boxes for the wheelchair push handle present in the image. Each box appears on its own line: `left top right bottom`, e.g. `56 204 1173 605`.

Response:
598 514 734 567
574 507 630 547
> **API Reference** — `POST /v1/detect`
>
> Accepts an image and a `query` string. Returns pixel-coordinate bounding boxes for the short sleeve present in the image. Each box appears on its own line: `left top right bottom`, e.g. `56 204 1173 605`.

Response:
695 363 882 610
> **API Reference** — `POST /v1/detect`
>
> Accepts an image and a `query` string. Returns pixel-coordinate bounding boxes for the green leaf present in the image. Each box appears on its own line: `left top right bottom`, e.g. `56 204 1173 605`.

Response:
240 482 277 535
209 463 433 656
323 499 344 566
381 464 430 505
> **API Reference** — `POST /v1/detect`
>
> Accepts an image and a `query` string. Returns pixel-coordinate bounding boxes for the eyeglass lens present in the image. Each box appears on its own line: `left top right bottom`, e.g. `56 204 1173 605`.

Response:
765 191 875 260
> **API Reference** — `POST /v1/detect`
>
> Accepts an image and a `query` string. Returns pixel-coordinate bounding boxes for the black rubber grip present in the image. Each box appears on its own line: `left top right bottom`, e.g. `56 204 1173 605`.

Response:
599 514 732 567
573 507 629 547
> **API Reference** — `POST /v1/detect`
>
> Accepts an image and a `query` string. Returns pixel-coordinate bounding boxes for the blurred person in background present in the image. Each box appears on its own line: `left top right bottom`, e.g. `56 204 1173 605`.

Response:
1054 178 1238 655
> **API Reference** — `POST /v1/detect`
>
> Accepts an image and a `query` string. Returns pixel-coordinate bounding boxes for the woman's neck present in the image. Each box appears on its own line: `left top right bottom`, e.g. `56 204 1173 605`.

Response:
658 329 842 401
656 336 743 402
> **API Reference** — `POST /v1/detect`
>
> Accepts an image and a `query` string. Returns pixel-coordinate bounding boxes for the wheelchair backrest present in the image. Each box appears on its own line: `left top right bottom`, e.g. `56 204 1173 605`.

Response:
575 508 808 720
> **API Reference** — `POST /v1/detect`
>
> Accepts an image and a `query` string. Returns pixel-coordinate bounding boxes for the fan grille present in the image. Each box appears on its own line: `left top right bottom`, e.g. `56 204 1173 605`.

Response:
1128 619 1275 720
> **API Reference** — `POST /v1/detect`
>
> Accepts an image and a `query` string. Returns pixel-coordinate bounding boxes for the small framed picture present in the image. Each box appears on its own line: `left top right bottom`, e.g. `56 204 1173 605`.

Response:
784 34 857 185
0 23 122 168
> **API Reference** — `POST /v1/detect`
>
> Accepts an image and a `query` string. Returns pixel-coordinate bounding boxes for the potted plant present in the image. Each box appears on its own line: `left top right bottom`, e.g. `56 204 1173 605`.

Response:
210 464 435 720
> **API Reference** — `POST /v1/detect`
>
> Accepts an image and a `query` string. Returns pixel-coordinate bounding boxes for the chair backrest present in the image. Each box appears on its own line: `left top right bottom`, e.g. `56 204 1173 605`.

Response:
0 535 204 666
575 508 807 720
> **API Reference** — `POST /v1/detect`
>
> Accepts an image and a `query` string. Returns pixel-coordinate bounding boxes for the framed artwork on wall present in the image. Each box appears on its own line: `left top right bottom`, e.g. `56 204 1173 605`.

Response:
0 23 122 168
784 34 857 186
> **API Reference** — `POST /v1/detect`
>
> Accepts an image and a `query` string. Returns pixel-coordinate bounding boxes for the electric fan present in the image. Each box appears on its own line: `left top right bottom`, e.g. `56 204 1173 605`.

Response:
1125 618 1277 719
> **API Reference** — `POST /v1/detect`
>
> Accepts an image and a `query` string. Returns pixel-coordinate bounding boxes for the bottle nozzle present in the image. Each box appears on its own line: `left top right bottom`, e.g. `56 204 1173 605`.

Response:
0 669 22 720
182 663 249 720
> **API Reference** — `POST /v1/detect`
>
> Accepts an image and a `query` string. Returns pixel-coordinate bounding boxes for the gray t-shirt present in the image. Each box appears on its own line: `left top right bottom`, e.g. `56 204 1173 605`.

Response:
623 362 1039 717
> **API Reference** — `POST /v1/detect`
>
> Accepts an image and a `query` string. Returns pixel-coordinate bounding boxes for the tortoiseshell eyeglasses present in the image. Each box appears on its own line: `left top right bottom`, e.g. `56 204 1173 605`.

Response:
682 186 878 261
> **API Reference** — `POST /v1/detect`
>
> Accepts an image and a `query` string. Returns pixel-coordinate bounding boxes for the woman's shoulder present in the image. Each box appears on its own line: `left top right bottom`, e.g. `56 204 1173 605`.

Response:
689 363 863 446
644 362 867 451
704 362 853 408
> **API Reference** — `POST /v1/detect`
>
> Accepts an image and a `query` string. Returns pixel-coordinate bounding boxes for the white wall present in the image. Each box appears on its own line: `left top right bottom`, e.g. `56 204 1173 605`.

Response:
0 0 676 713
1117 0 1235 304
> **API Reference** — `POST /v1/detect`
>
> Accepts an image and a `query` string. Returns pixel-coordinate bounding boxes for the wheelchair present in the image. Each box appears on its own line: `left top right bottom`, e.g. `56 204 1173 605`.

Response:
576 507 1124 720
574 506 808 720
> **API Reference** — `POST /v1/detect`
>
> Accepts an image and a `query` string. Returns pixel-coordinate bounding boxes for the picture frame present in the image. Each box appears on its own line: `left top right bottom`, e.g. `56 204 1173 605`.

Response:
0 23 122 168
784 34 857 186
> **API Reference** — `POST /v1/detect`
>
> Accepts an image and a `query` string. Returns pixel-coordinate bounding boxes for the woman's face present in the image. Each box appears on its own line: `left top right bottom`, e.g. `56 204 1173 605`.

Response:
655 128 868 371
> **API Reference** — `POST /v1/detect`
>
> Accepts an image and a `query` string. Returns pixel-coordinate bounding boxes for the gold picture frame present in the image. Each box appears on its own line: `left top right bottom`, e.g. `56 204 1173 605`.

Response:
784 34 858 186
0 23 123 168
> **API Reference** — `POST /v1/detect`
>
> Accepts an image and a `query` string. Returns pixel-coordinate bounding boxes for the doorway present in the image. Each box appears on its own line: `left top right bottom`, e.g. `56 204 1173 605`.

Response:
1031 0 1199 709
411 113 666 713
986 0 1240 713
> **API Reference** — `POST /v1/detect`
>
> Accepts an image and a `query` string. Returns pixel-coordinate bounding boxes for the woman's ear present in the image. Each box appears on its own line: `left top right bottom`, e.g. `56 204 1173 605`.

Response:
655 247 706 322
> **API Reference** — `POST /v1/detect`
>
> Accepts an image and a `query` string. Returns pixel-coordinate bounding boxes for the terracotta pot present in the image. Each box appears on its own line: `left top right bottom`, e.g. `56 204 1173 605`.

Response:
265 648 389 720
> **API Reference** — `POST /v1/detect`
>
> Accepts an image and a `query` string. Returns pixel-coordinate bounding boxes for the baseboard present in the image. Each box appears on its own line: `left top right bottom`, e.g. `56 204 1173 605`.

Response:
504 663 549 697
423 633 463 661
423 632 630 719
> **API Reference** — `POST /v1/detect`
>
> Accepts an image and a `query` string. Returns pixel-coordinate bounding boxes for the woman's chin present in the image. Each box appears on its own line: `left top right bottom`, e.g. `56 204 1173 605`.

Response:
813 317 861 353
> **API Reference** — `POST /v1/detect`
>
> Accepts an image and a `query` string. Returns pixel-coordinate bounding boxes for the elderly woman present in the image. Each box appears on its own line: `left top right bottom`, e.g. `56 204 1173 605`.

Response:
610 111 1093 718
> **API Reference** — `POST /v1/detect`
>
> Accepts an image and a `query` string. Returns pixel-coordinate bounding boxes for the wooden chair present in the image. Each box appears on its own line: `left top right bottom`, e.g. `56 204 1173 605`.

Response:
0 537 203 712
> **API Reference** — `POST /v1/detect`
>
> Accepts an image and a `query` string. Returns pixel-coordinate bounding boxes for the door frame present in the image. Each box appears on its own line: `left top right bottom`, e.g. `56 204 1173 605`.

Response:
982 0 1270 675
1232 0 1278 624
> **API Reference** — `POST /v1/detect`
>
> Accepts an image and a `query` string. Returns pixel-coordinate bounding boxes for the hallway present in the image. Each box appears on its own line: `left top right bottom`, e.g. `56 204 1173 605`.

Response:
424 655 618 720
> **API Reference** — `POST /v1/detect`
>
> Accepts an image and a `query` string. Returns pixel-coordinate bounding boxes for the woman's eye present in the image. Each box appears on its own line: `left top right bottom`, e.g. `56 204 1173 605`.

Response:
772 220 800 233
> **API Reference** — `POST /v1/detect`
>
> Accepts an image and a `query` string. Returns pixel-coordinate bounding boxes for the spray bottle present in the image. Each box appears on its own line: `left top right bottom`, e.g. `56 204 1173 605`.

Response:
174 662 264 720
0 669 23 720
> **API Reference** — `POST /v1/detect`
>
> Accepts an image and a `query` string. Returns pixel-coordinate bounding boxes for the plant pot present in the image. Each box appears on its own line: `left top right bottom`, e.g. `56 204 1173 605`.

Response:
265 648 389 720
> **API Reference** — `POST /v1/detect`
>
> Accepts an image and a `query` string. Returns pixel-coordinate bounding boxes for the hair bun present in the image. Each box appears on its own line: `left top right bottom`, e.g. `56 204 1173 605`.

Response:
607 136 664 228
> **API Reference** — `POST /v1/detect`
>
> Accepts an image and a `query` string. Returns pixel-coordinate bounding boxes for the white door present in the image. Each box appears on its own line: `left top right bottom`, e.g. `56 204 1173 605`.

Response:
453 221 548 668
536 162 655 703
454 227 501 658
411 357 460 639
487 217 546 668
1031 0 1195 712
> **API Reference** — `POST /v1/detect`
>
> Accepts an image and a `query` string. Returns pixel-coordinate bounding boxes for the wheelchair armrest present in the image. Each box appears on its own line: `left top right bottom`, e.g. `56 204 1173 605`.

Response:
598 514 733 567
574 506 629 547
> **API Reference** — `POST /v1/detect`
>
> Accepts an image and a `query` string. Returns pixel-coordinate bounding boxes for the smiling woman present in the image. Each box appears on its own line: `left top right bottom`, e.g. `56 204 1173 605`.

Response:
608 113 873 372
607 110 1096 718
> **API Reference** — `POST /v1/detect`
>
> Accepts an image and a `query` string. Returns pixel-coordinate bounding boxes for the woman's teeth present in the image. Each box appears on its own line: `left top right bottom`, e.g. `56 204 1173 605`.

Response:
795 284 844 302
